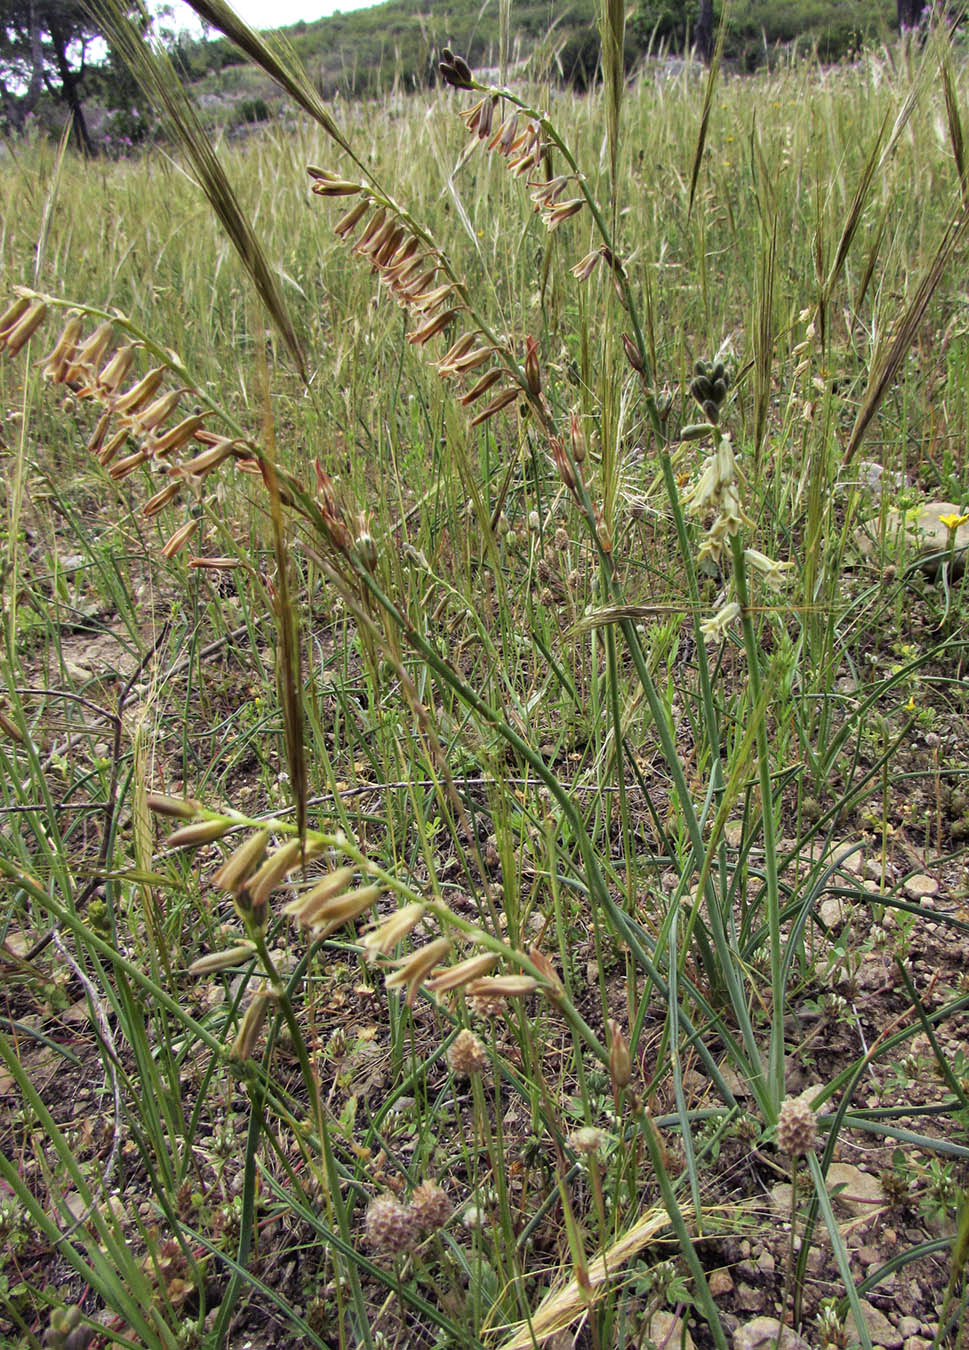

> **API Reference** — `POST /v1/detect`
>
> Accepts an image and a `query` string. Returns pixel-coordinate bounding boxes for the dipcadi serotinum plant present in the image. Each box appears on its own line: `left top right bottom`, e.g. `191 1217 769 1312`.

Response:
8 6 969 1346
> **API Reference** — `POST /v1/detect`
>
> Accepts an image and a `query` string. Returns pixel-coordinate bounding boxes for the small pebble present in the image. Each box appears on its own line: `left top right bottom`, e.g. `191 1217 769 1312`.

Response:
709 1269 734 1297
904 873 938 899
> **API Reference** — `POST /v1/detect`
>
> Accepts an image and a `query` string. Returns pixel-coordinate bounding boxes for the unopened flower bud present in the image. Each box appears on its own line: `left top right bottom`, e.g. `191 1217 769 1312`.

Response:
355 521 378 572
2 298 47 354
608 1018 631 1091
230 987 273 1061
188 942 257 975
622 333 645 374
212 829 271 895
524 336 541 396
569 411 586 463
439 48 474 89
165 817 233 848
594 507 613 554
146 792 202 819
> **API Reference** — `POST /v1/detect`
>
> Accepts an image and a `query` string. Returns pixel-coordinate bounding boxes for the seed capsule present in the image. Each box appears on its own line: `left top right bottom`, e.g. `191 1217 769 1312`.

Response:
3 299 47 354
146 792 203 819
41 316 83 382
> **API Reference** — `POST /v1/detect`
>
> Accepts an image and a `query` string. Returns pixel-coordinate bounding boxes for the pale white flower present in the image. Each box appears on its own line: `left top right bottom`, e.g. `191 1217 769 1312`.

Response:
682 432 752 565
699 601 741 644
744 548 793 593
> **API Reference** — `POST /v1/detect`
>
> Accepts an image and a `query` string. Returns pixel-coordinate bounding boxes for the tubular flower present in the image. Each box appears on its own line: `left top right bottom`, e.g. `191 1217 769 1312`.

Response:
699 600 741 646
682 431 753 567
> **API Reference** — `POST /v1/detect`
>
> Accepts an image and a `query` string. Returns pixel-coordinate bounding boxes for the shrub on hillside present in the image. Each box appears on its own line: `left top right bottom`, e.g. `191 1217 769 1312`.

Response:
634 0 895 66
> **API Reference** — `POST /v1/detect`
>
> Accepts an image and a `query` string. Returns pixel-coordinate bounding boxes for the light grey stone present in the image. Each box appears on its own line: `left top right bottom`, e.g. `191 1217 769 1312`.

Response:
647 1311 695 1349
733 1317 810 1350
845 1300 902 1349
853 500 969 579
827 1163 886 1216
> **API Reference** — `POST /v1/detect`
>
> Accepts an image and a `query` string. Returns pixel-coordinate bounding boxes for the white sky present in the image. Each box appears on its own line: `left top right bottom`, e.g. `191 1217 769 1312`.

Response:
165 0 381 35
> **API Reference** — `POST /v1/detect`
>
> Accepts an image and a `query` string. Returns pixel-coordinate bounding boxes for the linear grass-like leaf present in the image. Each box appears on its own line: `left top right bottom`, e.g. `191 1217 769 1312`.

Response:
807 1150 875 1350
259 376 308 848
597 0 625 197
0 1034 179 1348
941 41 967 204
687 15 724 219
820 41 932 339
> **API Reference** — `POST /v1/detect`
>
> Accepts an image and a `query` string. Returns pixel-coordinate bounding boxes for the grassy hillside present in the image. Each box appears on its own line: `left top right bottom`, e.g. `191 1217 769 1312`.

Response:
169 0 899 110
175 0 602 101
11 1 908 146
635 0 898 68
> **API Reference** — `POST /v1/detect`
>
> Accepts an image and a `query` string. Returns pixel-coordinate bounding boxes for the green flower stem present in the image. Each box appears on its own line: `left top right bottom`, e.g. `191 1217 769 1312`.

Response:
806 1150 874 1350
455 89 729 824
534 424 768 1109
212 813 611 1068
729 527 784 1114
416 89 766 1103
345 568 752 1108
248 927 375 1350
634 1102 728 1350
933 1189 969 1350
469 80 656 391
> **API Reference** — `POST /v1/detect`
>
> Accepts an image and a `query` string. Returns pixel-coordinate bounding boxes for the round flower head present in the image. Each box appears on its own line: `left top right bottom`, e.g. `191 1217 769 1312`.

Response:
571 1126 607 1156
447 1028 489 1077
776 1095 817 1157
410 1181 452 1233
363 1195 420 1256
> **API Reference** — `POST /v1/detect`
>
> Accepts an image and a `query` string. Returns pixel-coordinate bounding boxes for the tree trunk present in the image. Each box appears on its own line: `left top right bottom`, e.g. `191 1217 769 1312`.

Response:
897 0 927 29
27 2 45 109
3 2 47 128
49 17 93 156
696 0 714 63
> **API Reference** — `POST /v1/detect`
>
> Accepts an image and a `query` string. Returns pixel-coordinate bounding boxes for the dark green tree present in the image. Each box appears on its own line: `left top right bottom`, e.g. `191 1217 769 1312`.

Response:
696 0 714 61
633 1 713 57
0 1 148 154
897 0 928 28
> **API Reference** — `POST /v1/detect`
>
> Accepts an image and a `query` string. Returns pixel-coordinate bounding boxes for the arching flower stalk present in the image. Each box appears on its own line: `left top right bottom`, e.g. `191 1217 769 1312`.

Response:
308 167 557 434
441 51 642 316
3 291 255 558
152 800 606 1065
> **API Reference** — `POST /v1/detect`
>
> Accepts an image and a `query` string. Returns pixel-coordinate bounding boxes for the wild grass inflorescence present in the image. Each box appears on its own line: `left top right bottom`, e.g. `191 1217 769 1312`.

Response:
2 3 969 1347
